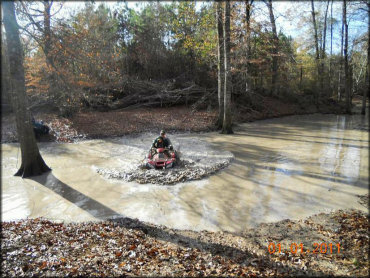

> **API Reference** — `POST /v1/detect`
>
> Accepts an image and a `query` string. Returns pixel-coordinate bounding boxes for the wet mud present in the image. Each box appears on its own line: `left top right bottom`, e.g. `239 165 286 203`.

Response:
95 136 234 185
1 114 368 232
96 160 232 185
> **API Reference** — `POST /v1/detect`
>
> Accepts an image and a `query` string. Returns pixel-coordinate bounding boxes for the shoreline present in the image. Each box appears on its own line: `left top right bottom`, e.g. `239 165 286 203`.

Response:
1 98 355 144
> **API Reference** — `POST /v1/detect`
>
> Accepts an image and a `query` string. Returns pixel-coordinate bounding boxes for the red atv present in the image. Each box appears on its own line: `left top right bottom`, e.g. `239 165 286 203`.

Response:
146 148 177 169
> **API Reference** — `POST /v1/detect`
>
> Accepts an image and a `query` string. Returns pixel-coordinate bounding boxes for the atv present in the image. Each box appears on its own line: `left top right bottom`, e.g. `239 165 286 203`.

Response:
146 147 177 169
32 119 50 137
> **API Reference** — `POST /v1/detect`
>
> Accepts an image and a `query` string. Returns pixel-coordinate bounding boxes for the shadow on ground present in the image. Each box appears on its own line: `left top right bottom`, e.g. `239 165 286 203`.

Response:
29 171 327 276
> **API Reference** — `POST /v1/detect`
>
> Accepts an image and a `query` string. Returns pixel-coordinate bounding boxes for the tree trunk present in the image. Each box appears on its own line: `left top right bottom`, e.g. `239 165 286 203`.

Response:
362 68 368 115
43 1 52 64
1 35 12 113
329 0 333 97
266 0 279 96
245 0 253 93
2 1 51 178
43 1 59 99
343 0 351 114
349 63 353 104
330 0 333 57
362 1 370 115
216 1 225 129
321 0 330 96
311 0 321 105
222 1 233 134
338 4 345 102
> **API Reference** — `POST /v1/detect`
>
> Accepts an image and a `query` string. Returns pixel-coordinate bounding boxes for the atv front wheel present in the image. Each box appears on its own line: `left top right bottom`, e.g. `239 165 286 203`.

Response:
145 163 155 170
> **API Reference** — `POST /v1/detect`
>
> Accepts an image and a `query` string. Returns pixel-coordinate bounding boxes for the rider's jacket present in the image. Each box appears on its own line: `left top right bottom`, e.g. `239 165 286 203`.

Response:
152 136 171 148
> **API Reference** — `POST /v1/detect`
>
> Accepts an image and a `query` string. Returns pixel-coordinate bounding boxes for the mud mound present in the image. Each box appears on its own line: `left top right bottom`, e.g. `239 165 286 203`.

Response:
95 133 234 185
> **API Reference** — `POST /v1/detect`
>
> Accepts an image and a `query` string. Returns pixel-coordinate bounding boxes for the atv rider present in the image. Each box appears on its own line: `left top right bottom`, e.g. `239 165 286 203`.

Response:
151 130 173 157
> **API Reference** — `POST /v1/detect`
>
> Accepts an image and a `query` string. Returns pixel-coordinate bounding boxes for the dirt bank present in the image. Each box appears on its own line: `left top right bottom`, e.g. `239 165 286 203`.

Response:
1 95 350 144
1 209 368 277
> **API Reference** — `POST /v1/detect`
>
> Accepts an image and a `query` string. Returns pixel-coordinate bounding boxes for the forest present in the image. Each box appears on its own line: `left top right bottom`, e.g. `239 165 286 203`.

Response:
1 1 369 277
2 0 368 119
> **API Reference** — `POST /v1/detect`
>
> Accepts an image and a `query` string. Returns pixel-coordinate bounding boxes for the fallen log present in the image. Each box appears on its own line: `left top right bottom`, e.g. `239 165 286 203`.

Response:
80 78 216 110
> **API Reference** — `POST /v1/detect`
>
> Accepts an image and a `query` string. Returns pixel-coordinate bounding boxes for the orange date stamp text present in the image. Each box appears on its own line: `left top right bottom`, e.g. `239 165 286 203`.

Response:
268 242 341 255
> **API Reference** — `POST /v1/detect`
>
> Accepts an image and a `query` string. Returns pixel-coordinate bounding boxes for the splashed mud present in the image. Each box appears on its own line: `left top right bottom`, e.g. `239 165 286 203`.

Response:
96 160 232 185
95 134 234 185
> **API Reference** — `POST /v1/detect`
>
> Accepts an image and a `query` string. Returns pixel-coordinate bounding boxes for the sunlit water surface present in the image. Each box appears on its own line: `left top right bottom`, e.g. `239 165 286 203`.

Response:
2 114 368 232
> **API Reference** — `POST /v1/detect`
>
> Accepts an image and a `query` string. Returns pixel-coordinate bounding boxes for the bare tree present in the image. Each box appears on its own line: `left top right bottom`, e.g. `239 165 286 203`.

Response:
311 0 321 104
329 0 333 96
43 1 52 64
321 0 330 96
222 1 233 134
361 0 369 115
18 1 56 66
266 0 279 96
216 1 224 129
18 0 71 104
245 0 254 94
338 1 345 102
343 0 351 113
2 1 51 177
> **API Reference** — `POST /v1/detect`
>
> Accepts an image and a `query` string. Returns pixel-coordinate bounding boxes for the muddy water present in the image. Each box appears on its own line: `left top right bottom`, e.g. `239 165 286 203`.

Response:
2 114 368 232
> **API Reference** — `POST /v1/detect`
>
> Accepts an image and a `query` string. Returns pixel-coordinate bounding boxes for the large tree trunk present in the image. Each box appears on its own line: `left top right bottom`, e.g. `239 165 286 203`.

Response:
363 68 369 115
343 0 351 114
2 1 51 178
216 1 225 129
222 1 233 134
266 0 279 96
1 35 12 113
311 0 321 105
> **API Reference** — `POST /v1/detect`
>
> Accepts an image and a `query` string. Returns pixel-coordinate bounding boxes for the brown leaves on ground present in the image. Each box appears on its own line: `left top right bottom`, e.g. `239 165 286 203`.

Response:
264 209 369 277
1 209 368 277
1 113 83 143
2 96 349 144
70 106 217 139
2 219 252 277
1 106 217 143
41 114 85 143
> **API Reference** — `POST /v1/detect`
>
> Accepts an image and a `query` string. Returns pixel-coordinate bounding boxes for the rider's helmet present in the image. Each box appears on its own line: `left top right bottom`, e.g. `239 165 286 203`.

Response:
160 130 166 136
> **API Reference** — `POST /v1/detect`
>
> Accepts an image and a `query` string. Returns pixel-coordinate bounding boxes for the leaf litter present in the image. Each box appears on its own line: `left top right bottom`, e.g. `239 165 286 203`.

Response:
1 209 368 277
